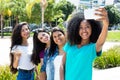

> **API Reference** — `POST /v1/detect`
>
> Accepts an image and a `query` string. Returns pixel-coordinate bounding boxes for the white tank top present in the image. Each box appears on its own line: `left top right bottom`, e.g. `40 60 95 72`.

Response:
54 55 63 80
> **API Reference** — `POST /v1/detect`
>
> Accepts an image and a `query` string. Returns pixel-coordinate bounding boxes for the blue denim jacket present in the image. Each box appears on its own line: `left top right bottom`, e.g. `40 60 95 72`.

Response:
40 48 58 80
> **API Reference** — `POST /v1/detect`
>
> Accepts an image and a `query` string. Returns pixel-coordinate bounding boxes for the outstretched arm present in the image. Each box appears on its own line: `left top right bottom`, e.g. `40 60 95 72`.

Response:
96 8 109 52
60 53 66 80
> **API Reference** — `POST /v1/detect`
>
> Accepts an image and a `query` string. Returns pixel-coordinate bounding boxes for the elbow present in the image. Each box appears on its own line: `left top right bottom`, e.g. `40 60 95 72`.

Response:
13 63 18 68
96 44 103 52
96 41 105 52
13 59 19 68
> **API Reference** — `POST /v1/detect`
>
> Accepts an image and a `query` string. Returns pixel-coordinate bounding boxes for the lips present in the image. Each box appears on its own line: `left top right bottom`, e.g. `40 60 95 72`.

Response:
24 33 29 36
44 36 49 41
44 38 48 41
56 39 63 44
82 32 88 36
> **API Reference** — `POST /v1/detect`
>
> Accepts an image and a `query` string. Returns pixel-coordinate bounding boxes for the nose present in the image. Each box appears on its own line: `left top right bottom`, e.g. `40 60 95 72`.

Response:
43 35 48 40
82 28 87 32
54 36 59 41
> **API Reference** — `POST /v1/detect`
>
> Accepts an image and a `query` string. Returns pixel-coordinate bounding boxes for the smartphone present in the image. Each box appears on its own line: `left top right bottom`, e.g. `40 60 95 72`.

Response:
84 8 100 20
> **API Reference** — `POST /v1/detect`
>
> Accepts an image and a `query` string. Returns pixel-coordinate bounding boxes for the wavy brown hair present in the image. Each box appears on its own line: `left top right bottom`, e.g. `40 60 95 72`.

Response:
9 22 29 74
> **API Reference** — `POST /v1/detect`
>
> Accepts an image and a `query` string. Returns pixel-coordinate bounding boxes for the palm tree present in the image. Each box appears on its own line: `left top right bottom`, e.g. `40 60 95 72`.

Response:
40 0 47 28
26 0 47 29
0 0 11 38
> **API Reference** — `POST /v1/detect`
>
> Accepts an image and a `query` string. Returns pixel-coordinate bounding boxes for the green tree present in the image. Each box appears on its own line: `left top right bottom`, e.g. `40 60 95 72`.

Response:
105 5 120 27
23 3 41 24
22 0 64 27
25 0 41 18
10 0 27 25
44 0 64 27
0 0 11 38
56 0 76 20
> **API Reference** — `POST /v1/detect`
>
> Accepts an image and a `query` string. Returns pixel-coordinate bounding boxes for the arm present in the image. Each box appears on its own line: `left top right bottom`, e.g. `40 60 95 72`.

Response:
40 50 48 80
96 8 109 52
13 52 21 68
35 58 45 80
60 53 66 80
39 72 46 80
39 58 46 80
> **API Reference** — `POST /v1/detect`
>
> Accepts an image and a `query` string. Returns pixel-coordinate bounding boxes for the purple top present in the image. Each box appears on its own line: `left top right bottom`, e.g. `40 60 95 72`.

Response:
39 50 44 58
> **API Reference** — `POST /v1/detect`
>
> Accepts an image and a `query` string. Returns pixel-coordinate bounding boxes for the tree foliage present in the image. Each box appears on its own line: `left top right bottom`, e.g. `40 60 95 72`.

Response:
0 0 76 28
105 5 120 27
56 0 76 20
44 0 64 26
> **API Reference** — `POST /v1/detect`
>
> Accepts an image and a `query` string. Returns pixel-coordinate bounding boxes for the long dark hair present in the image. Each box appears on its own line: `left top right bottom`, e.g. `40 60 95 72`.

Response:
31 29 50 65
67 13 102 45
9 22 29 74
48 27 65 57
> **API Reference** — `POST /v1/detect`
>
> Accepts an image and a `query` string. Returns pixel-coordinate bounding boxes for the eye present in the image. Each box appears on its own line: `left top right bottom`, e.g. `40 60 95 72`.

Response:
40 37 43 40
86 25 90 28
53 36 56 39
26 28 29 31
58 34 62 37
42 34 45 36
79 26 83 30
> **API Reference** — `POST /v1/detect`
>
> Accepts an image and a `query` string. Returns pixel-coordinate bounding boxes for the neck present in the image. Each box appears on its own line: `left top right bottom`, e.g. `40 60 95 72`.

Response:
78 39 90 48
22 39 28 46
58 45 64 55
46 41 50 48
58 45 63 50
81 39 90 45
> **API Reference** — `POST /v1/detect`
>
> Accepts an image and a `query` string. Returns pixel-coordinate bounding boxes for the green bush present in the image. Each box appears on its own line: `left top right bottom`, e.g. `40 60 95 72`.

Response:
0 64 41 80
0 66 17 80
0 32 34 37
94 46 120 69
0 32 12 36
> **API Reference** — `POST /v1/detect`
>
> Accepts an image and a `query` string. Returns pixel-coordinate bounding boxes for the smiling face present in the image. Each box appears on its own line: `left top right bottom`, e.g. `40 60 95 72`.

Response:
79 20 92 41
37 32 50 44
52 31 66 46
21 25 30 39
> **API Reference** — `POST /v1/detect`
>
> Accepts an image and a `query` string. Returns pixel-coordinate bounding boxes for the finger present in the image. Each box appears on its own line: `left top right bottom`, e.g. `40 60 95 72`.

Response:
95 11 108 19
95 8 107 16
95 17 104 21
95 17 108 21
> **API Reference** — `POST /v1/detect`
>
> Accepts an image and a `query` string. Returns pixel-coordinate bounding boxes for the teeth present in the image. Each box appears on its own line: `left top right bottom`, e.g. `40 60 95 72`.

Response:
82 33 87 36
57 39 61 42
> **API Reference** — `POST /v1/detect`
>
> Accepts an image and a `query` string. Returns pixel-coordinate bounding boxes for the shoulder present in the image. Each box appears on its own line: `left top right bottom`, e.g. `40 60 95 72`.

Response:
64 42 71 47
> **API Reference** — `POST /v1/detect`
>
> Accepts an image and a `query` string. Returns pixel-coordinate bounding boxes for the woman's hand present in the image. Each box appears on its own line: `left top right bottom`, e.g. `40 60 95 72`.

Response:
14 50 21 60
36 74 40 80
95 7 109 27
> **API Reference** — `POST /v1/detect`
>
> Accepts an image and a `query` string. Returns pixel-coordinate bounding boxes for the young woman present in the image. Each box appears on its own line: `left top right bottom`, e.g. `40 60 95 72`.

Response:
31 29 50 65
31 29 50 80
60 7 109 80
10 22 35 80
40 27 66 80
